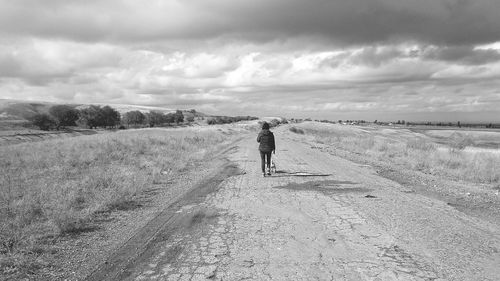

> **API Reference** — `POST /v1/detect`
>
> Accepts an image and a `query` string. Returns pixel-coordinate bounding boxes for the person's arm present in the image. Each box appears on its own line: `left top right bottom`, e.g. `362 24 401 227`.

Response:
257 132 261 143
271 133 276 153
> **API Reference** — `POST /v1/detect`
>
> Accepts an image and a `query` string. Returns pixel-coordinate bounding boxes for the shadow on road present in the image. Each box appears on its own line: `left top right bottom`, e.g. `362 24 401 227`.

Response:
273 179 370 195
270 170 332 177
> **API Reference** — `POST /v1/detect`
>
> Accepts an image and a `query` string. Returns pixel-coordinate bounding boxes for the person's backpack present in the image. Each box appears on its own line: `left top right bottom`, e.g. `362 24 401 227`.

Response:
258 131 275 152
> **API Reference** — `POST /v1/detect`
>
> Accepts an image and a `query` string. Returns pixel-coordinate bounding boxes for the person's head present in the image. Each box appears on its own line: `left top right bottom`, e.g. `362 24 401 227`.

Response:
262 122 270 130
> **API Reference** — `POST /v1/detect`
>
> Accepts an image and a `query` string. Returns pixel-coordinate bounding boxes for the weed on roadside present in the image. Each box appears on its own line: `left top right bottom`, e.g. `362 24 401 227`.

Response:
0 128 230 278
296 123 500 185
289 127 305 134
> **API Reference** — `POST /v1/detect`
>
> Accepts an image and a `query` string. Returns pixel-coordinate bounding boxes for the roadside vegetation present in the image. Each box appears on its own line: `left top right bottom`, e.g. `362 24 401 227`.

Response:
206 115 258 125
297 123 500 185
0 127 231 278
29 105 190 130
289 127 305 134
2 100 258 132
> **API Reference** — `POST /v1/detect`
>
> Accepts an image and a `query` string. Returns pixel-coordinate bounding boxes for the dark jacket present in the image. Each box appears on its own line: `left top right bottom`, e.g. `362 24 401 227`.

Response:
257 129 275 152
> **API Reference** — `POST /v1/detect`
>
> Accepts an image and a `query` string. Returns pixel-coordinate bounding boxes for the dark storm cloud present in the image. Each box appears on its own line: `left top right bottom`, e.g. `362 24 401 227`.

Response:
422 46 500 65
1 0 500 46
1 0 500 121
349 47 404 67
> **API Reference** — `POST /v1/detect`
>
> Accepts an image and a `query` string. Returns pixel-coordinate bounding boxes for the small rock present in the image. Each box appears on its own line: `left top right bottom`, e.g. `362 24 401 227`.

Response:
242 259 255 267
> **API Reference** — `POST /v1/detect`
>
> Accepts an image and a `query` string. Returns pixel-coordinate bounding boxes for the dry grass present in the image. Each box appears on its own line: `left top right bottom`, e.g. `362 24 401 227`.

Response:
298 123 500 185
0 127 231 277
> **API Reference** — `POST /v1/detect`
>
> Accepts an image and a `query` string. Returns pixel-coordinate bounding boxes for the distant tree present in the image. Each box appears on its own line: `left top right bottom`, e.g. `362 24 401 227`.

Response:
164 112 175 124
458 121 461 128
78 105 105 129
123 111 145 127
174 110 184 124
30 113 56 131
49 105 79 130
145 111 164 127
186 115 195 123
101 105 121 128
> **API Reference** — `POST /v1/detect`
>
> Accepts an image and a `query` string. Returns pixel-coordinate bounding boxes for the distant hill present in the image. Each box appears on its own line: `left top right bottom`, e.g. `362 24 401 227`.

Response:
0 100 58 120
75 103 175 115
0 99 209 121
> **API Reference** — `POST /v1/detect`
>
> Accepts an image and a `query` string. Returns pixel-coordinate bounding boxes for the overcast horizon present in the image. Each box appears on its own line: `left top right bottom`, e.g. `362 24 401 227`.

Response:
1 0 500 122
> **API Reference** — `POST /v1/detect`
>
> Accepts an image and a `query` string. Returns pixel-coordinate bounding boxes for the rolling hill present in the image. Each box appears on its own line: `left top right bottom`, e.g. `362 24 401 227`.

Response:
0 99 209 121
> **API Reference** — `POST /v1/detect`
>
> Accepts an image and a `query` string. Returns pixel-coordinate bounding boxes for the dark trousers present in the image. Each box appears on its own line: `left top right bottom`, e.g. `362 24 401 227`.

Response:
260 151 272 173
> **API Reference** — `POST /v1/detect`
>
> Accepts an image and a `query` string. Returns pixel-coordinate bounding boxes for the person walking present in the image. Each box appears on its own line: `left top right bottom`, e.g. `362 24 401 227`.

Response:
257 122 276 177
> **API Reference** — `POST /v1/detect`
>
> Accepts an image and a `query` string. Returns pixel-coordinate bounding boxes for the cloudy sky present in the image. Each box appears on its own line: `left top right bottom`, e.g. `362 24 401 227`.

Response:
1 0 500 121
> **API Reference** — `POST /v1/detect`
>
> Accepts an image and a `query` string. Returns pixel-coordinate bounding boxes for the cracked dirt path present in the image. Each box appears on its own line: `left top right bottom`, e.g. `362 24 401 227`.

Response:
128 129 500 281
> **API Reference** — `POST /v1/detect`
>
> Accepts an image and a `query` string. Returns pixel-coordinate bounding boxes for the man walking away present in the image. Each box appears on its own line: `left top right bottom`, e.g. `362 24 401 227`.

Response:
257 122 276 177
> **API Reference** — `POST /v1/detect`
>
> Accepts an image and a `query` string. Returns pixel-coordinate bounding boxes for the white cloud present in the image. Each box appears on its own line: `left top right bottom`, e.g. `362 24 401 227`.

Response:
476 41 500 50
1 1 500 121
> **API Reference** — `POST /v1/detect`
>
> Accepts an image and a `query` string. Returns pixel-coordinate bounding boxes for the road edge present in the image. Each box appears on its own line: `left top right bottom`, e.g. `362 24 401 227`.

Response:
85 158 241 281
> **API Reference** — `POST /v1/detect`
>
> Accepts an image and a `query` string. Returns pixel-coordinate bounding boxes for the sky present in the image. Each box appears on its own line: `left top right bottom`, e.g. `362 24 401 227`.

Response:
1 0 500 122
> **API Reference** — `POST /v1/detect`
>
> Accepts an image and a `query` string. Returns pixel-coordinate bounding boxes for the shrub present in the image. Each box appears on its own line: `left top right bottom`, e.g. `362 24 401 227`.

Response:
207 115 258 125
449 133 474 152
289 127 305 134
406 138 436 151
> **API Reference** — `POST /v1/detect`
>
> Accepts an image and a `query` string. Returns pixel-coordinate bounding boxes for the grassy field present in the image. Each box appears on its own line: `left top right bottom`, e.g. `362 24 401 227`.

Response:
292 122 500 186
0 127 234 276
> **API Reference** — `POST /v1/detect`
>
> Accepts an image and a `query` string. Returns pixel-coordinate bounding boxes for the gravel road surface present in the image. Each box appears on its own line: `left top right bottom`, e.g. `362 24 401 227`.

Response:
100 128 500 281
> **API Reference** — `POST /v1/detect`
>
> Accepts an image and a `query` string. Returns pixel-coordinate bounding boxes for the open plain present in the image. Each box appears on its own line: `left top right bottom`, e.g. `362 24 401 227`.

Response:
2 122 500 280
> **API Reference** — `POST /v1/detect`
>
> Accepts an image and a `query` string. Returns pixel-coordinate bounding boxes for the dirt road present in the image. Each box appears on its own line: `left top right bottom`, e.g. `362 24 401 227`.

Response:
91 127 500 281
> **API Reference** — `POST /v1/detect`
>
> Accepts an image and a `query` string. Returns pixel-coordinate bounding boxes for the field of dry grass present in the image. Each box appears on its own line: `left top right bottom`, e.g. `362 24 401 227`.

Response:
293 122 500 186
0 127 234 276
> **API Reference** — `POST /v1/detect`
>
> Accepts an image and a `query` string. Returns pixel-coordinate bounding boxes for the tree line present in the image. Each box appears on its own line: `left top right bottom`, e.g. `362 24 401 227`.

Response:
206 115 258 125
29 105 190 131
122 109 185 128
